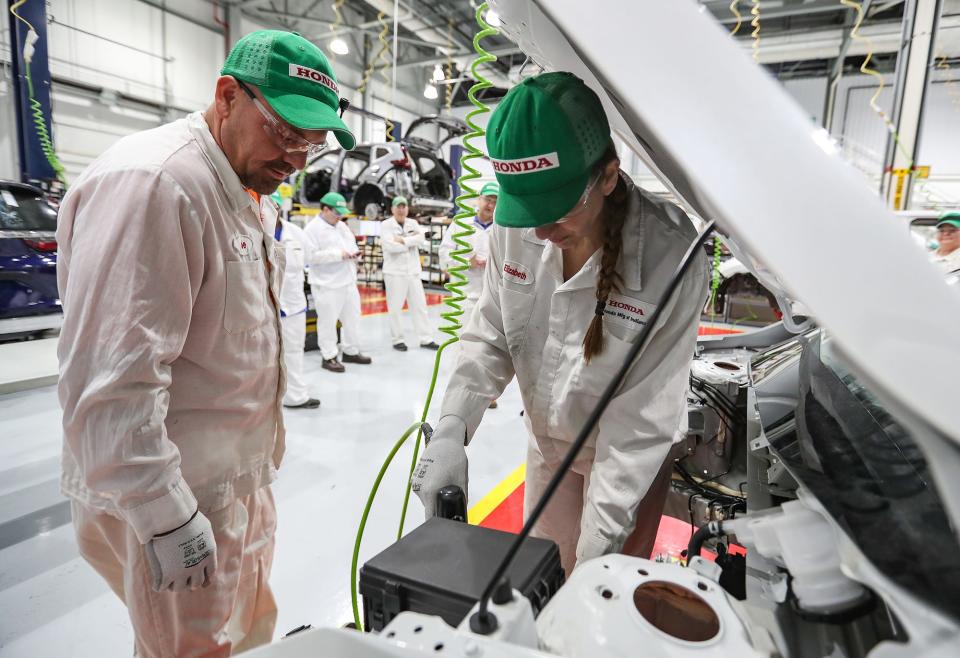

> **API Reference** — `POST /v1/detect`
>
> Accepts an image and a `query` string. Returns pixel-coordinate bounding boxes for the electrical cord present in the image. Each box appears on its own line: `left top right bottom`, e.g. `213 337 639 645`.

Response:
750 0 761 63
729 1 743 36
10 0 68 187
349 2 500 632
376 11 395 142
468 221 718 635
394 0 498 541
350 422 422 630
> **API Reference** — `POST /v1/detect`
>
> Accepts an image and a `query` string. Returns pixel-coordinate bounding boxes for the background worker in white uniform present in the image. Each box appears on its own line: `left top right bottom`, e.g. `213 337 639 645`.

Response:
930 211 960 279
439 181 498 318
56 31 355 657
412 72 709 576
275 213 320 409
381 196 440 352
439 182 499 407
303 191 372 372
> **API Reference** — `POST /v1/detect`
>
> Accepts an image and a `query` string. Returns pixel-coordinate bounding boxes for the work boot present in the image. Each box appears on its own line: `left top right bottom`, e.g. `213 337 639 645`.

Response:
342 352 372 364
420 341 440 350
322 357 345 373
393 342 408 352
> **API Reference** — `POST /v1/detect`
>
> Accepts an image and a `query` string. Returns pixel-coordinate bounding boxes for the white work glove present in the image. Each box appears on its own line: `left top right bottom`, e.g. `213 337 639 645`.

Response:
412 416 468 518
145 510 218 592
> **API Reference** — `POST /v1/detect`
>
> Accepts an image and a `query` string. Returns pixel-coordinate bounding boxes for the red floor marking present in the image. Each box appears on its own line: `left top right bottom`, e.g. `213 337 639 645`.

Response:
697 326 744 336
476 481 745 562
358 286 445 316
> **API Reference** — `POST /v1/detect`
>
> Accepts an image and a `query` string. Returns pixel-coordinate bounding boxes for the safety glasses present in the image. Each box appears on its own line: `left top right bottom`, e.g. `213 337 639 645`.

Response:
237 81 329 158
551 171 602 225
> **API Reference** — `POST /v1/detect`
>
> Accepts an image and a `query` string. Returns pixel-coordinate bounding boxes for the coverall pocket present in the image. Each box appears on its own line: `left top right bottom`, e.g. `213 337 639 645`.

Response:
573 329 637 391
225 259 270 334
500 286 535 359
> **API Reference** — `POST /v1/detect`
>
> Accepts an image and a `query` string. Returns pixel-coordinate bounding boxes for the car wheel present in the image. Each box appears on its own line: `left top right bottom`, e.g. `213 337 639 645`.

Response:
364 202 381 220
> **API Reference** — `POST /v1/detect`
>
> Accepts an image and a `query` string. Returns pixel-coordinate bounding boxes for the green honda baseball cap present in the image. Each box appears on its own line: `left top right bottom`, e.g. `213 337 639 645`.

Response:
486 72 611 228
320 191 349 215
480 181 500 197
222 30 356 150
936 210 960 229
392 196 408 207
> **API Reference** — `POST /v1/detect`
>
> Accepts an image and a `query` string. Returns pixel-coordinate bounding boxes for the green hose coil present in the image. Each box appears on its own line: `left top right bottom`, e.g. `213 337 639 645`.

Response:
348 1 500 632
25 48 67 187
394 1 499 540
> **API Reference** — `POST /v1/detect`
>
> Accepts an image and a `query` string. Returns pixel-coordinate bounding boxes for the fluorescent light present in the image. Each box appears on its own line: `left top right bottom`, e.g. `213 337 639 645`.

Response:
432 63 445 82
423 83 438 100
330 37 349 55
486 10 501 27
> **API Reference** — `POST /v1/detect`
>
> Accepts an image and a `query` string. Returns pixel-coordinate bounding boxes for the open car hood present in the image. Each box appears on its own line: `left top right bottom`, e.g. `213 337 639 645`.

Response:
403 115 470 151
490 0 960 442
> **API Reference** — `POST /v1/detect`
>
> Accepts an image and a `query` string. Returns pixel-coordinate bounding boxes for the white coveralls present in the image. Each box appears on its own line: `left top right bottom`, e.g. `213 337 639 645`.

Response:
276 220 312 405
380 217 432 345
930 247 960 278
439 216 493 320
302 216 362 360
440 180 709 574
57 112 285 656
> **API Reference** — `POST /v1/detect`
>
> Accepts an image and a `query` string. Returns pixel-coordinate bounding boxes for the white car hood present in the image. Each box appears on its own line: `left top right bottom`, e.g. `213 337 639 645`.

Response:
490 0 960 441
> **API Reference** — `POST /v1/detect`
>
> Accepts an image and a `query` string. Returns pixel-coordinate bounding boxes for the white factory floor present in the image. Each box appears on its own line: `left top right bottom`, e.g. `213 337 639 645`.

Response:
0 304 528 657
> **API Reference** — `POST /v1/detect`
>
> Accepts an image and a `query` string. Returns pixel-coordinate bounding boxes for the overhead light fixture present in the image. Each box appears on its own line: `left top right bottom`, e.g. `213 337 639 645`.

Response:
423 83 438 100
486 10 501 27
432 63 445 82
330 37 349 55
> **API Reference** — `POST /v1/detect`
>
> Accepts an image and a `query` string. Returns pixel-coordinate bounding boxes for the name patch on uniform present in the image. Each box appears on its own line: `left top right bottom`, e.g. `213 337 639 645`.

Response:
288 63 339 95
233 234 253 256
604 294 655 330
490 152 559 175
502 260 533 285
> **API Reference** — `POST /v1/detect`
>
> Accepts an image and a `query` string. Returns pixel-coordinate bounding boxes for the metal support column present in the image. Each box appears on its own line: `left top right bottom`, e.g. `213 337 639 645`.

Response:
881 0 942 210
362 34 372 142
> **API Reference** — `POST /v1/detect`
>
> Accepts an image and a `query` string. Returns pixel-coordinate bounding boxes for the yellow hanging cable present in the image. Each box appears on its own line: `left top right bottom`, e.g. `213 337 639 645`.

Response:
936 53 960 114
839 1 914 168
444 19 455 112
729 0 743 36
376 11 395 142
328 0 345 58
750 0 761 62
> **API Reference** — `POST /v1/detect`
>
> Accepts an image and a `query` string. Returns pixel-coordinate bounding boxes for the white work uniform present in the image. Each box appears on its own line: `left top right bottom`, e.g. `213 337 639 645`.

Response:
930 247 960 277
440 215 493 319
302 216 362 360
440 179 709 574
57 112 285 655
381 216 433 345
276 220 312 405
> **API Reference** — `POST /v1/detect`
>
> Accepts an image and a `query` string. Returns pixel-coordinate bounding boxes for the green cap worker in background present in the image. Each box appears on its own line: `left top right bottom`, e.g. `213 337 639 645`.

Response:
931 210 960 280
381 197 440 351
302 191 373 373
412 72 709 576
56 30 353 656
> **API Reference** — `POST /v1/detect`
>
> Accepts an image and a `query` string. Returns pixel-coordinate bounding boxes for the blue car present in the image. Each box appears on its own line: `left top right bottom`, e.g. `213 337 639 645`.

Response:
0 181 61 339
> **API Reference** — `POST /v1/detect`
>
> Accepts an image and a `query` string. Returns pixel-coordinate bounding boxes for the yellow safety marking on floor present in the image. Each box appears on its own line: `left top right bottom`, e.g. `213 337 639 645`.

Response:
468 463 526 525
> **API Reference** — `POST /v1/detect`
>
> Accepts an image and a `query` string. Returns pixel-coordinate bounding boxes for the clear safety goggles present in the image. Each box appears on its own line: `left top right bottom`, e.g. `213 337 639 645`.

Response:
551 171 602 225
238 81 328 158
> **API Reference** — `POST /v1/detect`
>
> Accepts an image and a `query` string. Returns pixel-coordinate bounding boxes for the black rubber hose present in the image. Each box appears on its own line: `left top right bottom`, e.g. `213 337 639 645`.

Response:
687 520 725 560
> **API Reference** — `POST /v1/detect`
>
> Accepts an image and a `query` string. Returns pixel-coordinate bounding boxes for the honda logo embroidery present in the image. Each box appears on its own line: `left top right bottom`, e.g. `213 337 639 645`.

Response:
502 260 533 285
288 63 339 95
233 234 253 257
604 294 656 330
490 152 560 175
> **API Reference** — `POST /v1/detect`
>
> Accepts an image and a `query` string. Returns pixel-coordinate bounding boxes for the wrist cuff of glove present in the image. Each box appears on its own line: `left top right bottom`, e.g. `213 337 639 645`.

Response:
123 478 199 545
434 415 468 446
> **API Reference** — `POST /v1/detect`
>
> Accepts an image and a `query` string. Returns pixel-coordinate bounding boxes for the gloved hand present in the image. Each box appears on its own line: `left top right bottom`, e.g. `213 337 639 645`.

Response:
412 416 468 518
145 510 218 592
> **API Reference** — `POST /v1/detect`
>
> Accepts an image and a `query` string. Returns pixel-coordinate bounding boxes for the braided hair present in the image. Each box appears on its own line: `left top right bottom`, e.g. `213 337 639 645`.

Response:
582 145 629 363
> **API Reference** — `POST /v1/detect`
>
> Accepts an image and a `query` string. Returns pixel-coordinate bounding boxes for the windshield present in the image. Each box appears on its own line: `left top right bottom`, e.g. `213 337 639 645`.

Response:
909 219 938 252
0 187 57 231
767 333 960 622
